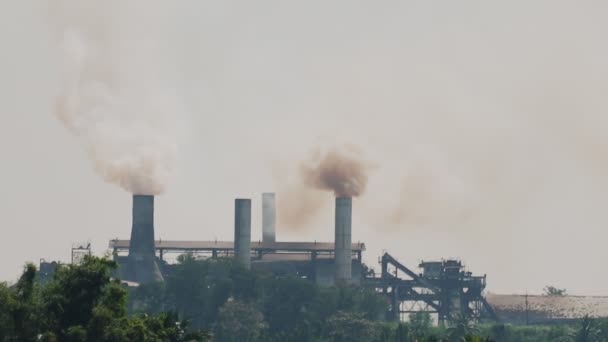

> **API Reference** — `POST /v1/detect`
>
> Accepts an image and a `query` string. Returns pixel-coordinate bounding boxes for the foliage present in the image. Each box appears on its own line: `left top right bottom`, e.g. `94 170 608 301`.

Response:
479 322 581 342
215 301 266 342
129 281 172 315
446 314 479 341
409 312 433 339
130 255 390 341
6 254 608 342
160 255 252 330
394 322 411 342
544 285 567 296
571 315 601 342
326 311 381 342
0 256 211 341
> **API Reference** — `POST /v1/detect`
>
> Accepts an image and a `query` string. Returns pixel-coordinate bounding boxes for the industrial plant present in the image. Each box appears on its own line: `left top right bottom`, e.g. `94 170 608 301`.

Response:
102 192 498 324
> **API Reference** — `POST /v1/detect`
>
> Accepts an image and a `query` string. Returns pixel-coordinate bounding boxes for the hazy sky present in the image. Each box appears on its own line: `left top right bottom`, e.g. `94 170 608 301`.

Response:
2 1 608 295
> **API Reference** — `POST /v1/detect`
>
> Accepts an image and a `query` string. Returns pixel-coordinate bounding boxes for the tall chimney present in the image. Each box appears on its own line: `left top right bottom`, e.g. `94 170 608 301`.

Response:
335 197 352 284
262 193 276 243
126 195 164 284
234 199 252 270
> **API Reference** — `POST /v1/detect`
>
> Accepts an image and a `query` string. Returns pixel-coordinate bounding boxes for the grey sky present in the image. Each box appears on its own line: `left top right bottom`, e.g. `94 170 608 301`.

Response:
1 1 608 295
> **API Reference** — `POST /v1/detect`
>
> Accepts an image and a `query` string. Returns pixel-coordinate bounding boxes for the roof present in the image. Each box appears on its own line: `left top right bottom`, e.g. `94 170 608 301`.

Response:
109 240 365 253
486 293 608 322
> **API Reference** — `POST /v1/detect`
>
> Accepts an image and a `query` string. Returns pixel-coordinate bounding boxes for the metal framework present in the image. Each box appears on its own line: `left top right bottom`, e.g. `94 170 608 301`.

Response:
109 239 364 262
71 241 91 264
367 253 497 324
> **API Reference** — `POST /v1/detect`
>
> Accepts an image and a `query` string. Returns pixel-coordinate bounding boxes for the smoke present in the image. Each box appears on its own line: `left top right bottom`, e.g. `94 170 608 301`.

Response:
301 146 372 197
50 2 182 195
275 145 371 229
276 182 328 230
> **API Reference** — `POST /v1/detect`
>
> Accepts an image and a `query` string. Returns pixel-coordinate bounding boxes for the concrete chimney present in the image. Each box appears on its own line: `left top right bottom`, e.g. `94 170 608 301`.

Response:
262 193 276 243
234 199 252 269
335 197 352 284
126 195 164 284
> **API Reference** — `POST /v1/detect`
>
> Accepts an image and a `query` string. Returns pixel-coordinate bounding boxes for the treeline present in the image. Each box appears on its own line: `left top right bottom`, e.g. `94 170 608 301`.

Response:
0 257 210 341
129 254 387 341
129 255 608 341
1 255 607 341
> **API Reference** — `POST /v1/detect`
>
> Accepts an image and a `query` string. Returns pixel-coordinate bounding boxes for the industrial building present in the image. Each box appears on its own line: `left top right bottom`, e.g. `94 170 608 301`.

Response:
107 192 498 323
112 193 363 286
36 191 604 325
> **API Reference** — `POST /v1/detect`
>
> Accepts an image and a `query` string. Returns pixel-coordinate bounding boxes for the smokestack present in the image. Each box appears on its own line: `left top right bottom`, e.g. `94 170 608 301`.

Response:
262 193 276 243
335 197 352 284
234 199 252 270
126 195 164 284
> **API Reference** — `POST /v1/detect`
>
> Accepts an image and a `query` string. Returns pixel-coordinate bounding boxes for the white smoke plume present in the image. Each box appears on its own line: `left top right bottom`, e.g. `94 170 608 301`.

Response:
50 2 182 195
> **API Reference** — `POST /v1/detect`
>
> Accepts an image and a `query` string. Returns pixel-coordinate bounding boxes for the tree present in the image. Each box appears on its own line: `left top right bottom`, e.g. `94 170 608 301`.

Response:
394 322 412 342
215 301 266 342
41 256 122 339
165 255 241 329
0 283 14 340
6 263 40 341
409 312 433 339
259 276 317 337
572 315 600 342
326 311 380 342
489 323 509 342
446 314 479 342
543 285 567 296
0 256 211 341
129 281 173 315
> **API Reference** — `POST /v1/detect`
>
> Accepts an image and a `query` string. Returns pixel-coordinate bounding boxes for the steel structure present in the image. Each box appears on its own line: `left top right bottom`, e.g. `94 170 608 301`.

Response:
109 240 365 262
367 253 497 324
71 241 91 264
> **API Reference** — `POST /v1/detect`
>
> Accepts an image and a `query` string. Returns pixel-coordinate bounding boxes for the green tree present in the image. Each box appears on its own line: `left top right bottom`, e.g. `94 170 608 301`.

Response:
0 256 213 341
129 281 172 314
377 323 393 342
394 322 411 342
572 315 600 342
489 323 509 342
446 314 479 341
215 301 266 342
326 311 380 342
166 255 241 329
10 263 40 341
41 256 120 339
543 285 567 296
0 264 40 341
259 276 317 337
0 283 14 340
409 312 433 339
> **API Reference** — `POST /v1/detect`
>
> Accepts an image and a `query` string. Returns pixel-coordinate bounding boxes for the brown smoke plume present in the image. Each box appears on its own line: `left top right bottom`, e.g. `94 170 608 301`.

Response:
274 145 371 230
300 147 372 197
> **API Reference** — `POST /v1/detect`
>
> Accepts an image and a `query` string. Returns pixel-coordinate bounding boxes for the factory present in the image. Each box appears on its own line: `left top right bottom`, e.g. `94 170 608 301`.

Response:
108 192 496 323
111 194 363 286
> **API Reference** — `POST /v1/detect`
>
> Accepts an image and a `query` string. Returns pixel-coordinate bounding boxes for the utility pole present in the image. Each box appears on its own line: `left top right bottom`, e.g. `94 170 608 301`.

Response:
525 291 529 325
